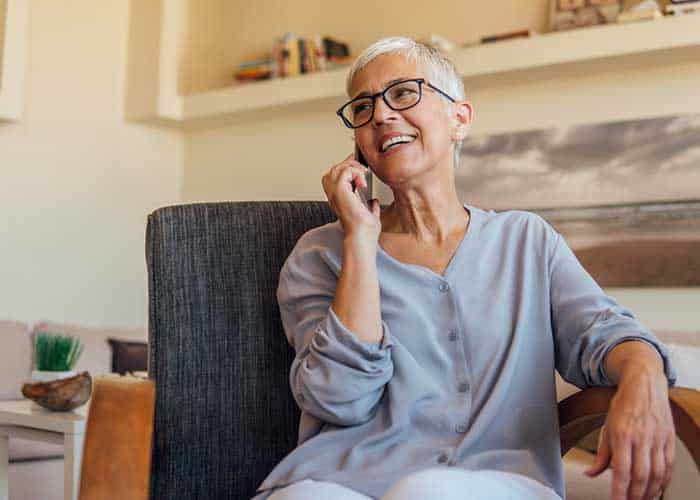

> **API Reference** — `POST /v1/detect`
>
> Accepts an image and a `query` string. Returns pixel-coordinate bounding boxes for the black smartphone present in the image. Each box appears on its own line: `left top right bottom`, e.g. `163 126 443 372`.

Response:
353 144 373 209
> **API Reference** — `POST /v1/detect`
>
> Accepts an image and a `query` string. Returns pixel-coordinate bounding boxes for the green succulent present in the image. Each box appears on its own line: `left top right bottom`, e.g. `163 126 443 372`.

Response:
34 332 84 371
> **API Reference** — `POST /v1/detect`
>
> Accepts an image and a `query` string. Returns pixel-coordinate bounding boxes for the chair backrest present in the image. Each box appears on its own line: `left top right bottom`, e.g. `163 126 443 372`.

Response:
145 201 336 500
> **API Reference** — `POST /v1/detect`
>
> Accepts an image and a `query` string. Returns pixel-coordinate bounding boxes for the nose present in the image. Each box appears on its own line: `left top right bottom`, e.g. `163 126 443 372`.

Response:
371 95 400 126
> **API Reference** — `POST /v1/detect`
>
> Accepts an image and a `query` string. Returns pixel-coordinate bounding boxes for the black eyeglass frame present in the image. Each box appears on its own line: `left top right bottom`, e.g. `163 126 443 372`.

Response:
336 78 456 129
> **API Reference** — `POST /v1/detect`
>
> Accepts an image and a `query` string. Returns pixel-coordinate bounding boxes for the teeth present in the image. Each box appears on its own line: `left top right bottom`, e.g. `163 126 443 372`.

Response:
381 135 416 153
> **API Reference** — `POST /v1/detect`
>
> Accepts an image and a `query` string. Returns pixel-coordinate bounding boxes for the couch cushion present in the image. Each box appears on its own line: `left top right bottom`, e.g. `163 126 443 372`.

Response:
31 321 147 377
9 438 64 462
0 320 32 401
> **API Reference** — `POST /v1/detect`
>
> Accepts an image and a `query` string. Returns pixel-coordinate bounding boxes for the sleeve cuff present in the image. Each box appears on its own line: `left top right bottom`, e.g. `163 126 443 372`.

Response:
313 305 394 362
599 336 678 388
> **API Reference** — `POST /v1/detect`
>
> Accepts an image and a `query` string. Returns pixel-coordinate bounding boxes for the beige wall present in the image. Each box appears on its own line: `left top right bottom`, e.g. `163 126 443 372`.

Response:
0 0 181 328
182 3 700 332
181 0 550 95
0 0 6 78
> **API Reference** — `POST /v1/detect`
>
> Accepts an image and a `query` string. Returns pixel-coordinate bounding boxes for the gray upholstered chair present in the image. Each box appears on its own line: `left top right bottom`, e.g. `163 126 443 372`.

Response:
86 201 700 499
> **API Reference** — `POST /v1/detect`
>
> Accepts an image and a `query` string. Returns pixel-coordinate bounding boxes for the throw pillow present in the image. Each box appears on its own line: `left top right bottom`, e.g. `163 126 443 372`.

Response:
107 338 148 375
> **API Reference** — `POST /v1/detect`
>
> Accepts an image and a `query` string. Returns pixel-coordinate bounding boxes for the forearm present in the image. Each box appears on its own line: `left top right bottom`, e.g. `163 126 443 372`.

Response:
604 340 666 386
331 236 383 344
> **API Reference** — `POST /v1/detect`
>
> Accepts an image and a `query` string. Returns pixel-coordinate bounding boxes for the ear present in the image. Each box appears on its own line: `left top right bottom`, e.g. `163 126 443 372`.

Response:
451 100 473 141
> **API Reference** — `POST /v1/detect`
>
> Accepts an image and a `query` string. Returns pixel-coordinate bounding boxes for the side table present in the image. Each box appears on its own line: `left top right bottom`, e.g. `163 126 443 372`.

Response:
0 400 87 500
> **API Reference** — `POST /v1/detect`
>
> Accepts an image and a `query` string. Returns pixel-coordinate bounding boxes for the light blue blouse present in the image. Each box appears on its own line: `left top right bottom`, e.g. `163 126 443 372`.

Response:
253 203 677 500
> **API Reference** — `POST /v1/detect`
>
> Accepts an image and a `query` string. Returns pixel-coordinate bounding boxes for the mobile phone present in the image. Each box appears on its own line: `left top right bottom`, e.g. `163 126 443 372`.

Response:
353 144 373 209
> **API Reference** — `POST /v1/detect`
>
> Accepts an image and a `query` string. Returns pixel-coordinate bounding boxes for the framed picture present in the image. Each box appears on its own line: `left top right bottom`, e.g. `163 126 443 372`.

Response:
549 0 623 32
455 113 700 287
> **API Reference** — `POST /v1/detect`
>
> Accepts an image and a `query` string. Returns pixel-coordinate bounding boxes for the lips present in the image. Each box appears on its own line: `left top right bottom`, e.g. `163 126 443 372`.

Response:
378 133 418 153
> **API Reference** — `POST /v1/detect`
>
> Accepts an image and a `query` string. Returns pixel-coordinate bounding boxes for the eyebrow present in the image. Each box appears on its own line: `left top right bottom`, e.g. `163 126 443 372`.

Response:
352 78 408 99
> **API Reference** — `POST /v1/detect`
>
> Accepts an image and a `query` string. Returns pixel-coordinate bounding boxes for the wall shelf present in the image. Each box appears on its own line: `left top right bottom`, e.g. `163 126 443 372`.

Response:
125 8 700 130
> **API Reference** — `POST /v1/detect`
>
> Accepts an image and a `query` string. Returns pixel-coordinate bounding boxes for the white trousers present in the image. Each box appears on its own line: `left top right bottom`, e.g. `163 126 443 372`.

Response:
266 467 561 500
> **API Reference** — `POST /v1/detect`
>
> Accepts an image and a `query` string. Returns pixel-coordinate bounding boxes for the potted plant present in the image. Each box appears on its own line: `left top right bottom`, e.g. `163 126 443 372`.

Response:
32 332 84 382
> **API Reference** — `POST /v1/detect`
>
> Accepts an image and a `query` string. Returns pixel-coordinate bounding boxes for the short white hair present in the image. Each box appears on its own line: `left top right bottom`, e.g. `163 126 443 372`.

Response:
346 36 467 169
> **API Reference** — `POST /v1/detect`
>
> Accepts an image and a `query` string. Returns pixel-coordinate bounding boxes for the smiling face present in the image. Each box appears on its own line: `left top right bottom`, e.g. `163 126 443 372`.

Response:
349 52 466 186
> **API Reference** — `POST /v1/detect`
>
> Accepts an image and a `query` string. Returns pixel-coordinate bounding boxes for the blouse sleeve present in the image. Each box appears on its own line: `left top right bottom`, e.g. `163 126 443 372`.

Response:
277 234 394 426
548 230 677 389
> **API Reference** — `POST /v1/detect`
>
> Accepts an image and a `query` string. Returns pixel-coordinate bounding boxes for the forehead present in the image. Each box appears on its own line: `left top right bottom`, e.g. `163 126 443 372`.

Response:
349 53 425 99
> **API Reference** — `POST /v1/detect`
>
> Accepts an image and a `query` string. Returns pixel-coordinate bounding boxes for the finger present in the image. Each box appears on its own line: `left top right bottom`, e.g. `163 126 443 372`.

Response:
662 436 675 491
610 434 632 500
628 440 651 500
333 163 368 185
586 426 611 477
642 441 665 500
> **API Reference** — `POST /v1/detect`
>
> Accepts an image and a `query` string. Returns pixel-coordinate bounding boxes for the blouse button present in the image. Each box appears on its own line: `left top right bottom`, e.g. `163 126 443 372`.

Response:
437 452 449 464
455 422 468 434
448 330 457 341
458 381 470 393
439 282 450 292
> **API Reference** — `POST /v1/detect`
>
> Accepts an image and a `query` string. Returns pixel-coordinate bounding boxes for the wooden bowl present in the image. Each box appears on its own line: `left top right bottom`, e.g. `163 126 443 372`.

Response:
22 371 92 411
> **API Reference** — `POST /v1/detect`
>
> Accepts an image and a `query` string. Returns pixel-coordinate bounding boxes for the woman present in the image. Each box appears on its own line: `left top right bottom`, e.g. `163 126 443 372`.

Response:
253 37 677 500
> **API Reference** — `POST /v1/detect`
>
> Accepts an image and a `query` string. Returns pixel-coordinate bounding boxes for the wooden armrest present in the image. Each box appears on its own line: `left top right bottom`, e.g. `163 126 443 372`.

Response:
558 386 700 472
79 376 155 500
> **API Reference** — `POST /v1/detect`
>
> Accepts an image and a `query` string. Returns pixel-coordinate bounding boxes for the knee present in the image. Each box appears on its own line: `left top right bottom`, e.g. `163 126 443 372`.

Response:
381 467 472 500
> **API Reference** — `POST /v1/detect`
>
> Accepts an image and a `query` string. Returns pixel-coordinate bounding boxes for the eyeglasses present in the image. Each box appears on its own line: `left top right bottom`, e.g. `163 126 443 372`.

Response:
336 78 456 129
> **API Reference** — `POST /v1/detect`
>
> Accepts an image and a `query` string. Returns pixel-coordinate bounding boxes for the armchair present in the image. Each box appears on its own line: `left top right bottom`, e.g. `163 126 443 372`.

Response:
83 201 700 499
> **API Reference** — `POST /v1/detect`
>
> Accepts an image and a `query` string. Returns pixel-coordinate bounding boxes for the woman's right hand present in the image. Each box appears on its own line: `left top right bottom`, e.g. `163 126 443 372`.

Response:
322 153 381 242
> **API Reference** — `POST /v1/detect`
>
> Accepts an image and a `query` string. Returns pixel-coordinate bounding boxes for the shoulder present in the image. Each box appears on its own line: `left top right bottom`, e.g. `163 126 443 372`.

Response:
480 207 560 256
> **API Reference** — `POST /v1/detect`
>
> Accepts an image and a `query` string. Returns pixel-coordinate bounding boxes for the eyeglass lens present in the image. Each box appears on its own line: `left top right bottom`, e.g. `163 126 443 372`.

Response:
344 80 421 127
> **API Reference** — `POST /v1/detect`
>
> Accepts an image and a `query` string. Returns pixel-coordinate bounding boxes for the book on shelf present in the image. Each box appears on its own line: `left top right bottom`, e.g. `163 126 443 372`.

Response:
270 33 350 79
480 28 538 44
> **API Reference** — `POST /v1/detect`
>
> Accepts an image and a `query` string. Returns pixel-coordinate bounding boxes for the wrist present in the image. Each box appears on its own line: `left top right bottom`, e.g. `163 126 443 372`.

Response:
618 359 666 385
344 234 378 252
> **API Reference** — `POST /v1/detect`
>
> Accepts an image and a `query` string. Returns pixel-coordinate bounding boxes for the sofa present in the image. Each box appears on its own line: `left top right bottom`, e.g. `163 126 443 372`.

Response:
0 319 147 500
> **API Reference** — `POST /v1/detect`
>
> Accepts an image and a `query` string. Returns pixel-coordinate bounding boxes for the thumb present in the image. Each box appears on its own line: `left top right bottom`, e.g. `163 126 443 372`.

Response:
585 425 611 477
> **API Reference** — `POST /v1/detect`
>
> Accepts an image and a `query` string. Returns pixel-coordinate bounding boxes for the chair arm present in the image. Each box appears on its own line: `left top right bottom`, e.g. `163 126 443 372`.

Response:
558 386 700 472
79 376 155 500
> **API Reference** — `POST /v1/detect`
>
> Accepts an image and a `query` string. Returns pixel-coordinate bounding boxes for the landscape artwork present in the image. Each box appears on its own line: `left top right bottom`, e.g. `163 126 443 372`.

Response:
456 113 700 287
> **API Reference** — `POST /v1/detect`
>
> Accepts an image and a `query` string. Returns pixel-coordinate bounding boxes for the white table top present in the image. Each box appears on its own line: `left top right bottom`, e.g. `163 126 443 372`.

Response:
0 399 87 434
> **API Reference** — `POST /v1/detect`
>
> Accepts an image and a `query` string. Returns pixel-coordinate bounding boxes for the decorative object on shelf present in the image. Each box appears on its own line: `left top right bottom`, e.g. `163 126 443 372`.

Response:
663 0 700 15
31 332 85 383
22 371 92 411
416 34 457 52
549 0 624 32
617 0 663 22
479 28 539 44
